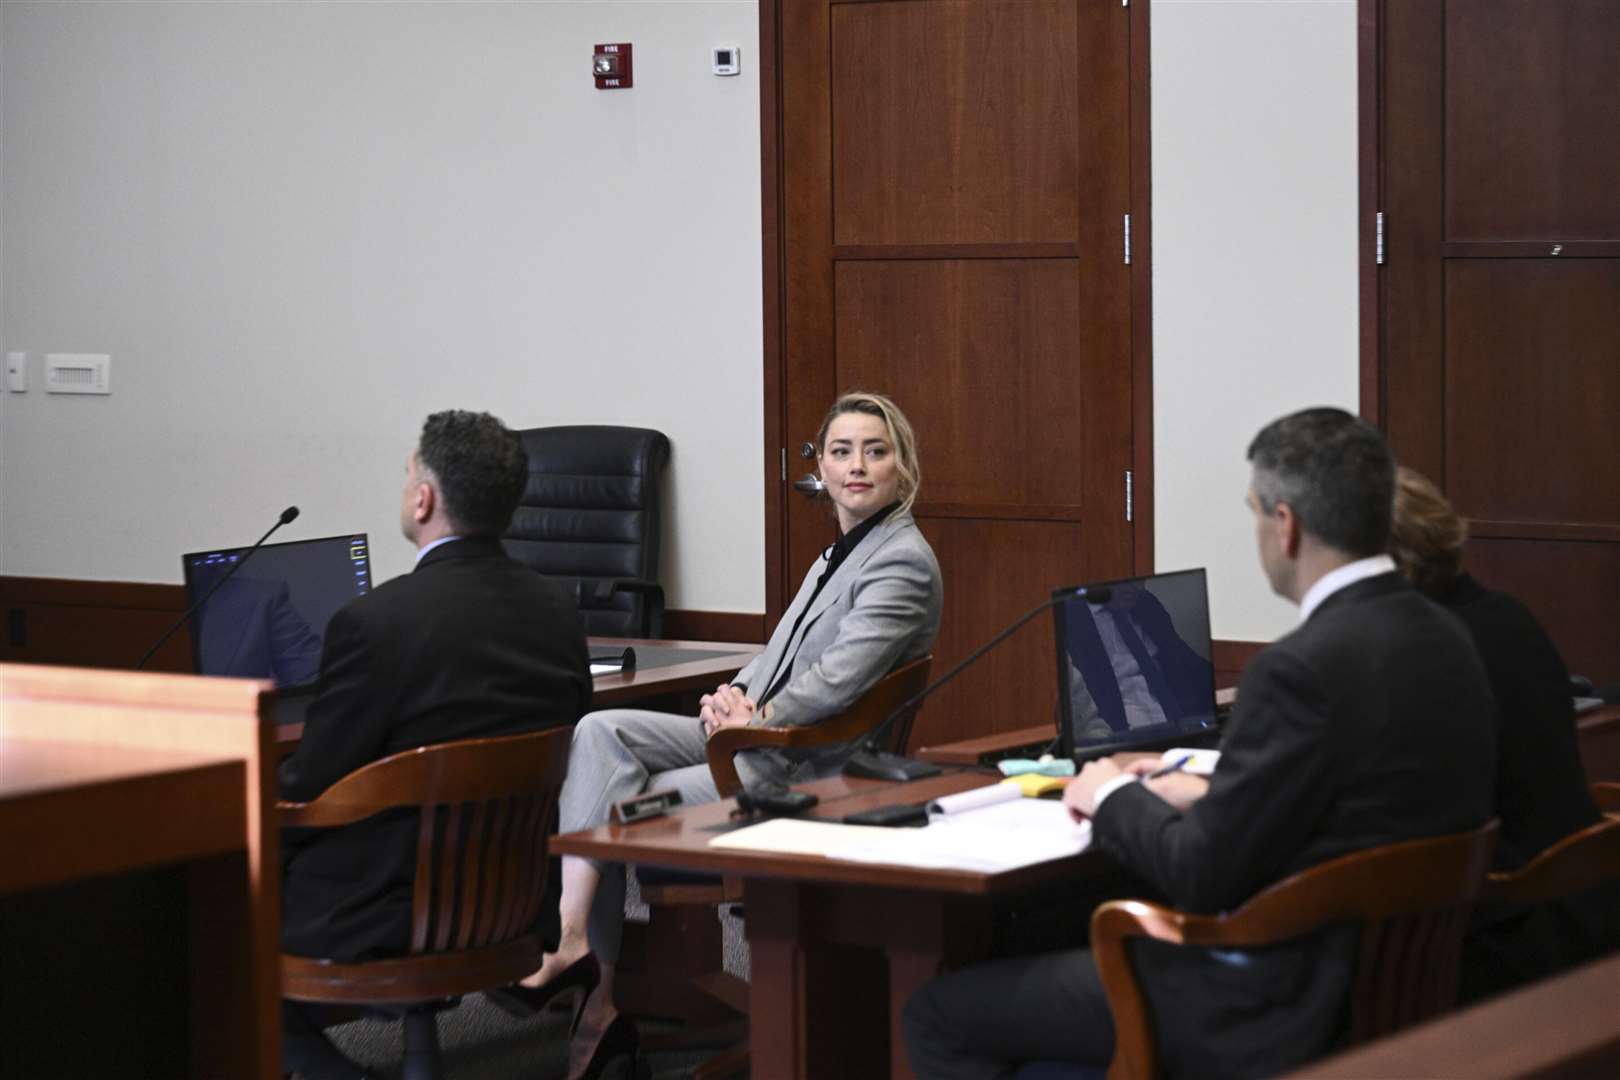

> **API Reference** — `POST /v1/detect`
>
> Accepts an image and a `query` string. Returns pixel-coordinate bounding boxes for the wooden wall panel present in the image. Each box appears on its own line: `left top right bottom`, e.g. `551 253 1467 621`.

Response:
830 0 1080 246
1443 259 1620 527
0 577 191 673
835 259 1084 512
1444 0 1620 241
0 577 761 676
1465 539 1620 685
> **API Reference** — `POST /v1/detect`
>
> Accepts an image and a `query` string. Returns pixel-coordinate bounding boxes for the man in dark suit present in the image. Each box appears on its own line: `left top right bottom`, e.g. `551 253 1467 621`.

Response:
279 410 591 1080
903 408 1498 1080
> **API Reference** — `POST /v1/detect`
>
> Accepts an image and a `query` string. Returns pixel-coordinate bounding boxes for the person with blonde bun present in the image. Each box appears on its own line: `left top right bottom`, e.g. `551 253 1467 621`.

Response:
1392 466 1619 1001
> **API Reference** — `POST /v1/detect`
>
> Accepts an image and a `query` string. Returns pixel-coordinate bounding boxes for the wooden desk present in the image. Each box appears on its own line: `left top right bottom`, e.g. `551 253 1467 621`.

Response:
921 696 1618 780
0 740 254 1076
274 636 763 750
1287 951 1620 1078
0 665 278 1079
1579 703 1620 783
554 770 1112 1079
915 722 1055 767
587 636 762 708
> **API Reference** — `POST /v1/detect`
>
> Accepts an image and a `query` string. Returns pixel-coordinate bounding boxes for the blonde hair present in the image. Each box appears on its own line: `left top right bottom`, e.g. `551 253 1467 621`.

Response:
814 391 920 517
1390 466 1468 597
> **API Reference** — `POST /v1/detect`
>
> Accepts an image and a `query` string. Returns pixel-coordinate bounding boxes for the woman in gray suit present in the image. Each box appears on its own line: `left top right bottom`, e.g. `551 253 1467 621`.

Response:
494 392 942 1076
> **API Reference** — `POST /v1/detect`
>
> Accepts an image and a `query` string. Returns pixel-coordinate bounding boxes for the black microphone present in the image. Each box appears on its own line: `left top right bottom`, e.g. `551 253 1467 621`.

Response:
136 506 300 671
843 585 1102 782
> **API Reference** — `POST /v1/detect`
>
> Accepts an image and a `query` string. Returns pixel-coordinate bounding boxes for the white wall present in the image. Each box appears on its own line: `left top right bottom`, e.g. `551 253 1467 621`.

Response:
1 0 1360 639
0 0 764 607
1150 0 1360 642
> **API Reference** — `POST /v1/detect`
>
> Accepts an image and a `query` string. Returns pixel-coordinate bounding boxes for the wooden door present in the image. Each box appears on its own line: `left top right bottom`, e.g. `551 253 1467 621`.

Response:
768 0 1144 746
1372 0 1620 682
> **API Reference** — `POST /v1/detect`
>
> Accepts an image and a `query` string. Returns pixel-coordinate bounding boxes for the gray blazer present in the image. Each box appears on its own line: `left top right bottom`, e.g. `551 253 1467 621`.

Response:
734 511 942 753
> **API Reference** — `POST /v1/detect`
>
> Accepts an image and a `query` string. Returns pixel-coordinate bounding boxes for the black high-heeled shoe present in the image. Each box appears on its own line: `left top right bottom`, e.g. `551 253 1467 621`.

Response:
570 1012 639 1080
484 953 601 1020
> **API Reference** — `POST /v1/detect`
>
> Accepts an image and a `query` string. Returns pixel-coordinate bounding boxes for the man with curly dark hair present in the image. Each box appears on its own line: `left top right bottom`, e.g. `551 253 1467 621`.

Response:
278 410 590 1080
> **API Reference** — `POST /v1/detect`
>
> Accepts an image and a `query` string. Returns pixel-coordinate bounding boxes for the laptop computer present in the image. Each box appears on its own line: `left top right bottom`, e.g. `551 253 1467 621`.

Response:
1053 568 1223 764
181 533 372 692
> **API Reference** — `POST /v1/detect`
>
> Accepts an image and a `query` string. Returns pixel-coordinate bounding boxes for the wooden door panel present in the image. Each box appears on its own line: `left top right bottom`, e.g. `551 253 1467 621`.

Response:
835 259 1085 510
1444 0 1620 241
909 517 1088 748
777 0 1137 740
830 0 1080 246
1443 259 1620 527
1465 539 1620 687
1377 0 1619 683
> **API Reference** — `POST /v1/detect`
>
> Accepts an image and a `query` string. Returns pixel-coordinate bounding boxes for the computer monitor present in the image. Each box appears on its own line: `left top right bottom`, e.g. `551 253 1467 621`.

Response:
182 534 372 687
1053 568 1220 762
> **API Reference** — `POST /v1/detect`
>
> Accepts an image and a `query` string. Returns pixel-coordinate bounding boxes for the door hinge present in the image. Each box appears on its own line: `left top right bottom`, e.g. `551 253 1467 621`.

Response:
1123 214 1132 265
780 447 787 481
1125 470 1134 523
1375 211 1385 265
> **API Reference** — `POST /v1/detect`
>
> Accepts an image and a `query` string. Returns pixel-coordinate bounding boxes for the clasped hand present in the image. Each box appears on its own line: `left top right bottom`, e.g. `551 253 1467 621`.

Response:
700 682 757 737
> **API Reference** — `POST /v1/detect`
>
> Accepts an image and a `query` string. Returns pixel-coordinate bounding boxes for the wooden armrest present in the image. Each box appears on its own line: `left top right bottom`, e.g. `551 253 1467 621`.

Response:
1482 816 1620 904
702 656 934 798
705 726 794 798
1090 900 1181 1080
1592 782 1620 814
275 795 389 829
277 729 571 827
704 703 899 797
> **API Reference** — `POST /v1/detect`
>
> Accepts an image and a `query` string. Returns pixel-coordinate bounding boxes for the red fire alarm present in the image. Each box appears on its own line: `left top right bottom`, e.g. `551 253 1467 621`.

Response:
593 43 633 90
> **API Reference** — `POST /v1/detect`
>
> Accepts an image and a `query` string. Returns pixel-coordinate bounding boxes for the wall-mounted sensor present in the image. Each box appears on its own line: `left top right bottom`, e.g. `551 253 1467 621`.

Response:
46 353 111 395
712 46 741 76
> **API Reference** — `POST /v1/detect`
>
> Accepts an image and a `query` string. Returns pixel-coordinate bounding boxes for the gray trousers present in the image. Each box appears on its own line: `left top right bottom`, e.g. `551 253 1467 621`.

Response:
558 708 791 964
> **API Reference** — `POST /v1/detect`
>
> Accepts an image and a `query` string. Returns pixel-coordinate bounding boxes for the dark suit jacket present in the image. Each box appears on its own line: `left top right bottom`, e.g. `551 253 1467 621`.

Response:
278 536 591 962
1442 573 1620 998
1091 572 1497 1079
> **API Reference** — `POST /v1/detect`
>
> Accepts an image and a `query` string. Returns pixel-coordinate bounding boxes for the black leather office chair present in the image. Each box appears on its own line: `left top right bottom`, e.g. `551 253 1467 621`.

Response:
503 426 671 638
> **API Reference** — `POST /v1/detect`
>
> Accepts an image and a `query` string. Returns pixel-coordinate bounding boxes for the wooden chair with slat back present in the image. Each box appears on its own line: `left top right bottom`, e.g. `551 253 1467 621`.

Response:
1085 820 1499 1080
1481 783 1620 905
621 655 934 1079
279 727 571 1080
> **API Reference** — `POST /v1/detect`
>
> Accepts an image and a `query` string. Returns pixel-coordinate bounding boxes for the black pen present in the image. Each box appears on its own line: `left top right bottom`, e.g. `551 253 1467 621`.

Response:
1144 754 1193 780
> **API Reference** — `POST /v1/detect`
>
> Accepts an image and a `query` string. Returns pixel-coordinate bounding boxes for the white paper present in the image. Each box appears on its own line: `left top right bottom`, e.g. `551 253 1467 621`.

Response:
708 798 1091 873
926 782 1022 817
708 818 913 858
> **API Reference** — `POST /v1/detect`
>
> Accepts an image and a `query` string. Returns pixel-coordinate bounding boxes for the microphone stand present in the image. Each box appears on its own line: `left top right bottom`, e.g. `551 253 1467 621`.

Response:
844 586 1102 782
136 507 299 671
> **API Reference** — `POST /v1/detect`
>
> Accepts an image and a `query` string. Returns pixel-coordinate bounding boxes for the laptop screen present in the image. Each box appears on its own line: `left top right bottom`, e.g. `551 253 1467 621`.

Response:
1052 568 1219 761
182 534 372 687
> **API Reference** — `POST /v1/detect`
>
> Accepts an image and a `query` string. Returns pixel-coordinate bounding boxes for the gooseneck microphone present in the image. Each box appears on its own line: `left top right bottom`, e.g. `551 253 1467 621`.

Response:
135 506 300 671
843 585 1110 781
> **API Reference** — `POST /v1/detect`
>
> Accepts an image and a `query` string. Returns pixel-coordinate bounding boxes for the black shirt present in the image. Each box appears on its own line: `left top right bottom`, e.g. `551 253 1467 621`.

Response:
748 502 899 706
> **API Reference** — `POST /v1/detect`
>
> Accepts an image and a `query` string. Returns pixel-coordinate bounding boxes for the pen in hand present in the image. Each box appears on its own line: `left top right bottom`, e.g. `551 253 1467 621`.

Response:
1143 754 1193 780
